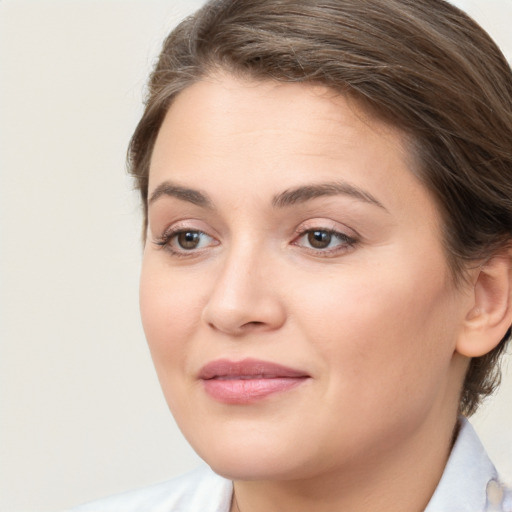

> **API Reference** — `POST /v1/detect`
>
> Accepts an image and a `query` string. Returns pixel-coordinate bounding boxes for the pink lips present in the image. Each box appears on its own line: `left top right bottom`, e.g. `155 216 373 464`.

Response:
199 358 310 404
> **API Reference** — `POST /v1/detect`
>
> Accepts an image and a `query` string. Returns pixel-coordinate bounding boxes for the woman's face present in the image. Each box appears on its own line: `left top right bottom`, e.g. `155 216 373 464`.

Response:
140 74 472 480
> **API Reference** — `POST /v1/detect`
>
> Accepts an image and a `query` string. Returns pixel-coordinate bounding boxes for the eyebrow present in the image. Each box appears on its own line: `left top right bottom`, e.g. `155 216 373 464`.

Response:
272 181 387 210
148 181 214 208
148 179 386 211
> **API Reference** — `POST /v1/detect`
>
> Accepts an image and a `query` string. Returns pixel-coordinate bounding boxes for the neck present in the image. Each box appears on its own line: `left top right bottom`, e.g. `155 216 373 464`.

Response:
230 411 460 512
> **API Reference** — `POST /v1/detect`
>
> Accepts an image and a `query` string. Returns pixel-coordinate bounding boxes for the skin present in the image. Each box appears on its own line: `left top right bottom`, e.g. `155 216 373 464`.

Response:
140 74 479 512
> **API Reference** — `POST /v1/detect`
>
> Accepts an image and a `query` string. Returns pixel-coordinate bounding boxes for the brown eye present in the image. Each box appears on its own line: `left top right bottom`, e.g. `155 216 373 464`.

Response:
294 228 357 256
177 231 201 249
307 230 332 249
153 227 218 256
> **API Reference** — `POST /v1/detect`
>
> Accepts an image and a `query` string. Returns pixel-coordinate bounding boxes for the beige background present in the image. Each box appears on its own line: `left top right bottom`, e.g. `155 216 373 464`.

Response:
0 1 511 511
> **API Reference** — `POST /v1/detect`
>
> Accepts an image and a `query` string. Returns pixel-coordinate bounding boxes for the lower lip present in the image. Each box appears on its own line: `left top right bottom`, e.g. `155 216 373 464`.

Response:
202 377 308 404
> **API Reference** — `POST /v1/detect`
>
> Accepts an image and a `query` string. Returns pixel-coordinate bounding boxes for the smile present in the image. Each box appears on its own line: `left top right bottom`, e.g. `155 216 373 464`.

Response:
199 358 310 404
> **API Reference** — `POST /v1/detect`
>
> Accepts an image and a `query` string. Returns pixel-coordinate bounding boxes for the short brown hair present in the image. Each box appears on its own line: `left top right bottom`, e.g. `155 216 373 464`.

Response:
129 0 512 416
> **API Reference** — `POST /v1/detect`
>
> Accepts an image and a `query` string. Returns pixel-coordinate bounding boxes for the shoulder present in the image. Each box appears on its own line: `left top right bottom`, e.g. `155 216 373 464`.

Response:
66 465 233 512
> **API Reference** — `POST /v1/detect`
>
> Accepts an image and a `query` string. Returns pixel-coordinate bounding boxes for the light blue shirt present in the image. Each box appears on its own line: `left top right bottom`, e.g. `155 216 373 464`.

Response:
68 418 511 512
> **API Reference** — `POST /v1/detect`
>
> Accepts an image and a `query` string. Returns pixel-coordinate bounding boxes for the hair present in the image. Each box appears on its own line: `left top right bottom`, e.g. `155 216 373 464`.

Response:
128 0 512 416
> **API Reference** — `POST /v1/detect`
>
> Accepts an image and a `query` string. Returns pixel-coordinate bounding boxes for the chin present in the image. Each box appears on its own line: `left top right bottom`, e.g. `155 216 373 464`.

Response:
206 455 310 482
187 429 312 481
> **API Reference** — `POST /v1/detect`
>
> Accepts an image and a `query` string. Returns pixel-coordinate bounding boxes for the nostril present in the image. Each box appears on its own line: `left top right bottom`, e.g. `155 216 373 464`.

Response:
202 292 286 335
237 320 271 333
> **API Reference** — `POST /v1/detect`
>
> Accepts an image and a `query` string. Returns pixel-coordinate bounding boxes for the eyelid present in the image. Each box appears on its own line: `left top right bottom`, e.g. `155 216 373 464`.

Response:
293 230 358 256
153 219 218 240
294 218 359 238
292 219 360 256
151 220 220 257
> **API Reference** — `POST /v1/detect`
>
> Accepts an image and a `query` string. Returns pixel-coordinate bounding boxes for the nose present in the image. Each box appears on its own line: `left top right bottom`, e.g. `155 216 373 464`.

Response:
201 246 286 336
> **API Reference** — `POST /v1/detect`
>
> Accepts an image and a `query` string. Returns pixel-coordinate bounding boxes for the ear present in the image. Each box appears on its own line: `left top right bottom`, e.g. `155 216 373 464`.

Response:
457 248 512 358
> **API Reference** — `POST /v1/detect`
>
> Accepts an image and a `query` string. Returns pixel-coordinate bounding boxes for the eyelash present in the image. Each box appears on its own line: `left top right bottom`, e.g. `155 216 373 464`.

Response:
152 226 358 258
153 228 217 258
293 228 358 256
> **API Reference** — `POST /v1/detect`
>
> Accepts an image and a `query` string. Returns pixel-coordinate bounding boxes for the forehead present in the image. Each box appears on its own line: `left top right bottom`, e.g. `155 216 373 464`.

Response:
161 74 399 137
152 75 409 172
149 74 437 223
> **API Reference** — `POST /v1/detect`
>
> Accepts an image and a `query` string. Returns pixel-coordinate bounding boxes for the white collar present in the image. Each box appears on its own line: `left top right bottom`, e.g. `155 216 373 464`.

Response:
425 416 510 511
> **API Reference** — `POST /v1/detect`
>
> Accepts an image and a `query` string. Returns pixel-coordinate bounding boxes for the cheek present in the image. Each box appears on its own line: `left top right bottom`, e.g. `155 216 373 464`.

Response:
139 258 212 421
139 259 205 368
294 260 459 401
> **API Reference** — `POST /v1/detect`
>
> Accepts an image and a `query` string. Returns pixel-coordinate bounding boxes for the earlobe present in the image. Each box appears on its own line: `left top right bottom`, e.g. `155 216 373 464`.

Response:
457 248 512 358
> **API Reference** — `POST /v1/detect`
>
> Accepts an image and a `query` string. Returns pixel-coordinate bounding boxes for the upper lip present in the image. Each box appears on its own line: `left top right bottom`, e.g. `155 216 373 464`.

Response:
198 358 310 380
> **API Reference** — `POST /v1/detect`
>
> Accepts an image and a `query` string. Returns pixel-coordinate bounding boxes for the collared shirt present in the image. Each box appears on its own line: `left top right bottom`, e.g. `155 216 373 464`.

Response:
426 418 511 511
68 418 511 512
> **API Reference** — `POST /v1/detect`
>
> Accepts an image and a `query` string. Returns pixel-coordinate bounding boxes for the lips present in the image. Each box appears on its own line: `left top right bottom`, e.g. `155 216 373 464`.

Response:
199 358 310 404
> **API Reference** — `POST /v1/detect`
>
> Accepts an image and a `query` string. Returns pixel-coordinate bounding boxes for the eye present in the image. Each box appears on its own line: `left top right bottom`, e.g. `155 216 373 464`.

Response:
153 228 218 255
175 231 206 250
306 230 335 249
294 228 357 254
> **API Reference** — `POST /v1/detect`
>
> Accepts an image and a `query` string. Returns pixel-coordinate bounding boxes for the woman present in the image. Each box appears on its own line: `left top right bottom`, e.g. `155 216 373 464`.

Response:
71 0 512 510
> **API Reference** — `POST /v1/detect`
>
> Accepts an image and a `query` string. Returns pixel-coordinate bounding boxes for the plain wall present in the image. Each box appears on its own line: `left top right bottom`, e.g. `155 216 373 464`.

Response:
0 1 511 511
